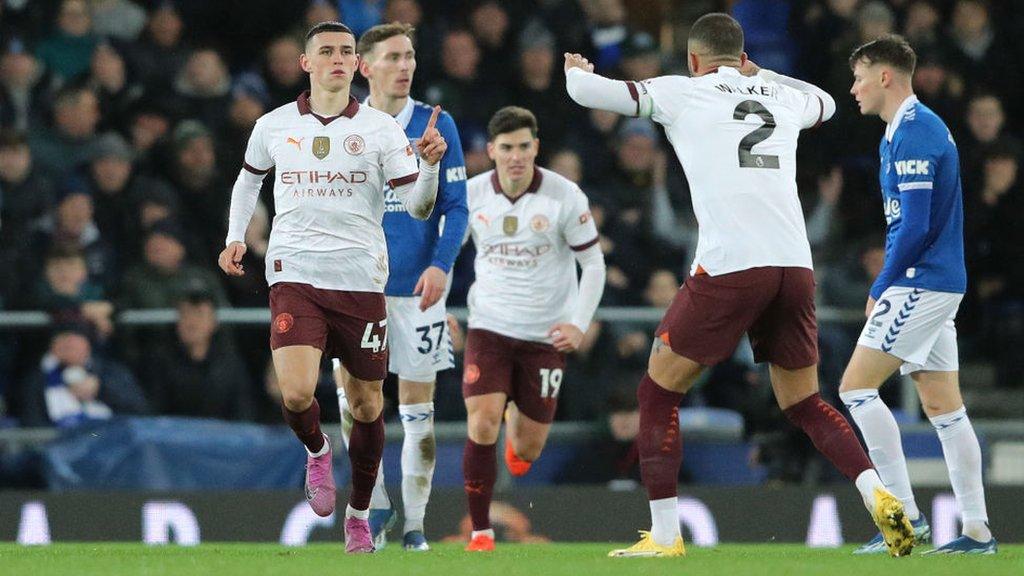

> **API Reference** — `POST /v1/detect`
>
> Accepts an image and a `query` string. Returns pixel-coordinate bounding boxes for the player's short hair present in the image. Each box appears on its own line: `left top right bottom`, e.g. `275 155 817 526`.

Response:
487 106 538 140
357 22 415 58
688 12 744 57
849 34 917 75
305 21 355 48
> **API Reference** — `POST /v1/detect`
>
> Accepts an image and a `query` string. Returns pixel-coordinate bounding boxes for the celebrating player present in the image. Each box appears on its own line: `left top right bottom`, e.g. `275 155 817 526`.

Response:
565 13 914 557
332 22 468 552
460 106 606 552
842 35 997 555
217 21 446 554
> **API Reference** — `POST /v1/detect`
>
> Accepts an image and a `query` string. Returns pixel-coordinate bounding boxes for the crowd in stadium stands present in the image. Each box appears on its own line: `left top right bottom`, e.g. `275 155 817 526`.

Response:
0 0 1020 482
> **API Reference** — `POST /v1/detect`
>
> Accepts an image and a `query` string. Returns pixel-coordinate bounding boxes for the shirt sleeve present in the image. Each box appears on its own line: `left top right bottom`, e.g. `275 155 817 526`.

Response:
431 113 469 273
562 186 600 251
381 118 419 188
242 118 273 174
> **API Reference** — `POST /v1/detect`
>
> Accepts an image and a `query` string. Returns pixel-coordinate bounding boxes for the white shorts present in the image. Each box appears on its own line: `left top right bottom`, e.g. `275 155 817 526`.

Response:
382 295 454 381
857 287 963 375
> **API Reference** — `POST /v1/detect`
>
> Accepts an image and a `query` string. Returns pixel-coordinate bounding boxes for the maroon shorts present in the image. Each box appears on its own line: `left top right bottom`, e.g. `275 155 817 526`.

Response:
269 282 388 381
655 267 818 369
462 329 566 424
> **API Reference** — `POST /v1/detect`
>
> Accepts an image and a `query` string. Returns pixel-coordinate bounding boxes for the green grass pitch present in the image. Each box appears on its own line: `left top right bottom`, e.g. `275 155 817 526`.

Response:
1 543 1021 576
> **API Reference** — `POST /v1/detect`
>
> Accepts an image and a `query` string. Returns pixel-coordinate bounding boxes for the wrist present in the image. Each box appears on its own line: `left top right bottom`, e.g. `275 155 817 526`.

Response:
429 259 451 273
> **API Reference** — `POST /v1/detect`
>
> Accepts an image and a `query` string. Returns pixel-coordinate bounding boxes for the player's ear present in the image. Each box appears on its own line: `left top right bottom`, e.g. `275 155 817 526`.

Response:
688 52 699 75
358 54 371 78
486 141 496 161
739 52 748 66
299 53 312 74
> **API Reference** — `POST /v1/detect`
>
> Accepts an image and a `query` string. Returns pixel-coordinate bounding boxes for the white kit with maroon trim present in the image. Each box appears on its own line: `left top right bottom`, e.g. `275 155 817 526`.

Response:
465 166 600 343
234 90 419 293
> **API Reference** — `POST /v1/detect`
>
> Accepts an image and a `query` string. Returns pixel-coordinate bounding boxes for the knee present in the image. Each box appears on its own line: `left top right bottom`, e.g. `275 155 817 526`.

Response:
468 411 502 444
348 393 383 422
280 387 314 413
514 440 543 462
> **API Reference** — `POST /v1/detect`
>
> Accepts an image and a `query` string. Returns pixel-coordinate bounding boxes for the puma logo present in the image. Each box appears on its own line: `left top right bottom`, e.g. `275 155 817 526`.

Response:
287 137 305 151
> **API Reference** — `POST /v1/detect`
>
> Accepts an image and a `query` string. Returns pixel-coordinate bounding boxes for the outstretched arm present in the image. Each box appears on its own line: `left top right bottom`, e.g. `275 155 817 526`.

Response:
564 54 644 117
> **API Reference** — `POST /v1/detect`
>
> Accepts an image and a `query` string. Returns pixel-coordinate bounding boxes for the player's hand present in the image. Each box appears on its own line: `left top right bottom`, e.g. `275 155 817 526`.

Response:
739 59 761 77
417 105 447 166
563 53 594 74
218 242 247 276
414 265 447 311
865 296 876 318
548 323 584 353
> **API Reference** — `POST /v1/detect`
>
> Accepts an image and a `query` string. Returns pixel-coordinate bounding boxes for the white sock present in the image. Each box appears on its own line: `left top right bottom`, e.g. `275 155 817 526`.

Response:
841 389 921 520
399 402 435 534
337 388 390 509
306 433 329 458
929 406 991 541
471 528 494 540
854 469 886 511
346 504 369 520
648 497 681 547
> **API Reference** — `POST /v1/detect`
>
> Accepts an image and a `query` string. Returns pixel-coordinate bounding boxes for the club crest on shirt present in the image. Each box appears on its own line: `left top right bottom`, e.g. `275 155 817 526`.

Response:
503 215 518 235
343 134 364 156
312 136 331 159
530 214 549 233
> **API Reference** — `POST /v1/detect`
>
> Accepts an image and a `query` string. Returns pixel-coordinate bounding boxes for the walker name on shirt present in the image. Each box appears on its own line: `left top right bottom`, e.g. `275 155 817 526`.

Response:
894 159 930 176
714 83 779 99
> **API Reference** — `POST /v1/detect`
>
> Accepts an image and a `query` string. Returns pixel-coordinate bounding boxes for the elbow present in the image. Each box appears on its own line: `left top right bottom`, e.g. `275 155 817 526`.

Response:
411 200 435 220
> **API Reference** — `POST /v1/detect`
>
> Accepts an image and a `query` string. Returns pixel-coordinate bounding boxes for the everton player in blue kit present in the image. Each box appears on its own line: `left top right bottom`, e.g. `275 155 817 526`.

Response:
842 35 996 555
334 22 468 552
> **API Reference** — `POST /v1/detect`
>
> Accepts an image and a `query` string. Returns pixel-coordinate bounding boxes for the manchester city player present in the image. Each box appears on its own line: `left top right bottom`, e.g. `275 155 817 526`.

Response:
842 35 996 555
333 22 468 552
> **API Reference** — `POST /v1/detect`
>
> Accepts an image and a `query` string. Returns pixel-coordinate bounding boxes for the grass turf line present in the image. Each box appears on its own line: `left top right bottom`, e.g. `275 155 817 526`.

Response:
0 543 1021 576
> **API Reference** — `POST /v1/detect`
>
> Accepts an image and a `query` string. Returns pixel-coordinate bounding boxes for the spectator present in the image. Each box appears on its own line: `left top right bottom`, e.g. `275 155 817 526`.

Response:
119 220 228 310
89 0 148 42
26 184 116 296
423 30 499 127
28 84 101 176
142 291 255 420
961 93 1021 185
618 31 662 81
579 0 630 72
258 36 306 109
19 322 148 427
0 37 55 132
510 23 573 153
126 98 174 168
123 3 188 92
165 120 230 259
170 49 233 135
562 388 642 487
470 1 514 87
0 130 56 238
34 0 98 82
548 149 583 184
31 248 113 341
88 43 145 134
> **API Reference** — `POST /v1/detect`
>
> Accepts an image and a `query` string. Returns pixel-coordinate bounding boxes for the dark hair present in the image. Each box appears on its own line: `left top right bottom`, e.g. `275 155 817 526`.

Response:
688 12 744 57
358 22 415 57
0 129 27 149
849 34 917 75
305 21 355 47
487 106 538 140
46 246 85 263
177 289 216 308
52 83 94 110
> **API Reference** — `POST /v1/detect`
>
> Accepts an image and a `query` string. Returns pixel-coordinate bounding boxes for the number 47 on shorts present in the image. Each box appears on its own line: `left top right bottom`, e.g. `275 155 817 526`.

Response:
361 320 388 354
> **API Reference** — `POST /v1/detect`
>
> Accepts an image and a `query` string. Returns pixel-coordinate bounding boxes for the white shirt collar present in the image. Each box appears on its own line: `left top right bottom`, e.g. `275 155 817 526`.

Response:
886 95 919 143
363 95 415 130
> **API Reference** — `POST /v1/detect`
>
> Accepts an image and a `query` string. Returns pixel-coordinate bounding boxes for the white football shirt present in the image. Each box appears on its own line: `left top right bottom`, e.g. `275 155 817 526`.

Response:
243 91 418 292
635 66 820 275
466 167 599 343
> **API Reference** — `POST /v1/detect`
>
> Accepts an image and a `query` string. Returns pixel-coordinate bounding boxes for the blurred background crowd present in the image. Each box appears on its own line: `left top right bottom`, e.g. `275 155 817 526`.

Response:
0 0 1020 485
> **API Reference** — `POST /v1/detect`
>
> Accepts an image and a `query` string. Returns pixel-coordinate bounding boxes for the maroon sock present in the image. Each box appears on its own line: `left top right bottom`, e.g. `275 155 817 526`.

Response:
282 399 325 454
637 373 685 501
347 413 385 511
463 439 497 531
784 392 873 480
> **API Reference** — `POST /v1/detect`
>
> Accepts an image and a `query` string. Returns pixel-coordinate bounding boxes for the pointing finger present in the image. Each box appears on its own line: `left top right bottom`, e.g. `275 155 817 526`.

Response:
425 105 441 134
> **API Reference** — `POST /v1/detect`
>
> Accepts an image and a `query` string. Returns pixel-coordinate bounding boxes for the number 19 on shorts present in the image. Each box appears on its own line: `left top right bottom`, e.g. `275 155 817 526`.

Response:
540 368 562 399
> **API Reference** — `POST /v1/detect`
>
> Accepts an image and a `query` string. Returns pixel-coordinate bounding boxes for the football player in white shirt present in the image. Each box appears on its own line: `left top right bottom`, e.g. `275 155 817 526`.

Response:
217 21 447 554
565 13 913 558
460 106 606 552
